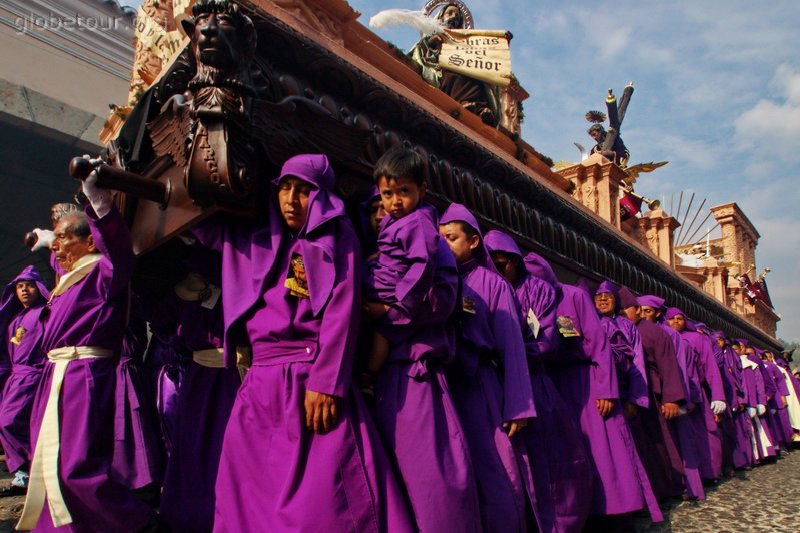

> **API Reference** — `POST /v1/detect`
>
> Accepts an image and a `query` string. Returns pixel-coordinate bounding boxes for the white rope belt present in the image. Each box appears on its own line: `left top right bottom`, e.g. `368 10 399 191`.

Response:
17 346 113 530
193 347 252 382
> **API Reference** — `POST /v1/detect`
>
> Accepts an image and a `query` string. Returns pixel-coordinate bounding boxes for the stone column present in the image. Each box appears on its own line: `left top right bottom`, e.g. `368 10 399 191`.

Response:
636 209 680 266
558 153 627 228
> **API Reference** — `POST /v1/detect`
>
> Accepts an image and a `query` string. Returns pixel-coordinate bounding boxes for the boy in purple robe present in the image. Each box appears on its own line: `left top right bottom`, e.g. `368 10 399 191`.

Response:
638 296 705 500
357 151 480 532
484 230 593 533
0 266 49 495
438 204 535 533
17 170 156 532
533 254 655 520
665 308 726 482
618 288 686 501
196 154 413 532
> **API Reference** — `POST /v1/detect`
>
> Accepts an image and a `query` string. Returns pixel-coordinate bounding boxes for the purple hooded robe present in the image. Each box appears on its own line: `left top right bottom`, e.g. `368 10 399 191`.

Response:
638 298 704 501
22 206 155 532
530 254 654 516
110 310 164 491
150 249 242 533
0 266 49 474
364 204 480 529
197 155 413 533
709 332 747 471
739 351 775 462
484 230 592 533
439 206 535 533
666 308 725 480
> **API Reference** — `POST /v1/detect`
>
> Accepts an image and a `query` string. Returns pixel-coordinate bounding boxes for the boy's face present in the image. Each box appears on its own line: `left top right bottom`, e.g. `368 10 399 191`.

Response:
15 281 39 308
378 175 426 219
439 222 479 264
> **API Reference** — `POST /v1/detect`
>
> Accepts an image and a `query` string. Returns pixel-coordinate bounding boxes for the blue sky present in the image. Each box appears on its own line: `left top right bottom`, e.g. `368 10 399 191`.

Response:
127 1 800 342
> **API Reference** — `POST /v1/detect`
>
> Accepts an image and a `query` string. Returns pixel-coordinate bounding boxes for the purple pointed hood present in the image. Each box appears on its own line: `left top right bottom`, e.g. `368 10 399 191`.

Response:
439 202 495 271
637 294 665 309
596 279 622 310
664 307 684 321
0 265 49 333
523 252 558 287
272 153 346 237
272 154 349 316
618 286 639 309
484 229 523 258
575 277 593 296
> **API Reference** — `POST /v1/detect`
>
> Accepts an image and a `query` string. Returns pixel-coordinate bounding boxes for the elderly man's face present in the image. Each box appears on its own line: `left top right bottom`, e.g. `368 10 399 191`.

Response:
52 217 95 272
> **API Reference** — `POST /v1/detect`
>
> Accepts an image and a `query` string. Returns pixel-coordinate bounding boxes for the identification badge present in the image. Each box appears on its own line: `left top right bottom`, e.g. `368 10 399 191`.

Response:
201 284 221 310
285 254 310 299
527 308 541 338
462 296 477 315
10 326 26 345
557 315 581 338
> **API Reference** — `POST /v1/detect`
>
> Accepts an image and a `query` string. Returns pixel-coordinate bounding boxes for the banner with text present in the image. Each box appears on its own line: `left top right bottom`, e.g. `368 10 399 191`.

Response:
438 29 512 87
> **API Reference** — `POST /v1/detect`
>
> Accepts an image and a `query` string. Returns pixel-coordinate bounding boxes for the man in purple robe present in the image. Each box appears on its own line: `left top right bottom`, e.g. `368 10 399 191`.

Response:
0 266 49 495
484 230 593 533
665 308 726 482
438 204 535 533
736 341 776 463
638 296 705 500
761 351 794 449
358 150 480 532
591 282 662 522
196 154 413 532
618 288 686 499
143 246 242 533
17 170 157 532
533 255 655 520
709 331 748 473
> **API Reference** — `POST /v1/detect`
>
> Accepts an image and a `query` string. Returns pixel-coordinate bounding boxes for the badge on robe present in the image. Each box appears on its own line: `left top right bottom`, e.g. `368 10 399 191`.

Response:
285 254 309 299
462 296 477 315
10 326 27 345
527 308 541 338
557 315 581 338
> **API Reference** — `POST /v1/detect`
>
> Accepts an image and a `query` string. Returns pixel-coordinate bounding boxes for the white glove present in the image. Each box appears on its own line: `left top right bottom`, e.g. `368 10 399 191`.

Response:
81 156 112 218
710 400 727 415
31 228 55 251
746 407 757 418
757 404 766 416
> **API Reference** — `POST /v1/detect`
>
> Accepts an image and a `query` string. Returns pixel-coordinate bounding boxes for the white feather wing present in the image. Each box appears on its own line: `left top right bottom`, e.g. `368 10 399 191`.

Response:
369 9 443 35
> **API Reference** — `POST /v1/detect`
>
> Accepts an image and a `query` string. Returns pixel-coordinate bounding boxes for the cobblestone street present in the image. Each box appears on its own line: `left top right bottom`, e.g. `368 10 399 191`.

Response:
0 451 796 532
643 448 800 533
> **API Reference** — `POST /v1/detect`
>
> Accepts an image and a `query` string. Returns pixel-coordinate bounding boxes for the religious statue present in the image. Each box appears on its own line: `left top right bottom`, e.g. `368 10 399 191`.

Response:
408 1 503 125
584 84 635 167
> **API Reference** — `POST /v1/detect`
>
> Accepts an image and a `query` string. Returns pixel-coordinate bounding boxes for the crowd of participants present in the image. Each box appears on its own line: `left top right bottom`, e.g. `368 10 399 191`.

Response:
2 148 799 533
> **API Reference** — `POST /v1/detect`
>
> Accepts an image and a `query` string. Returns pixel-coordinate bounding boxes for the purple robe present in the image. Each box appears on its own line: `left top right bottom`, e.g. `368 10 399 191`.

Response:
110 313 164 490
485 230 592 533
634 319 686 500
208 155 413 532
739 355 775 462
151 251 241 533
0 266 49 474
764 360 793 447
446 250 535 532
659 324 705 499
539 256 653 516
26 206 154 532
680 328 725 480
